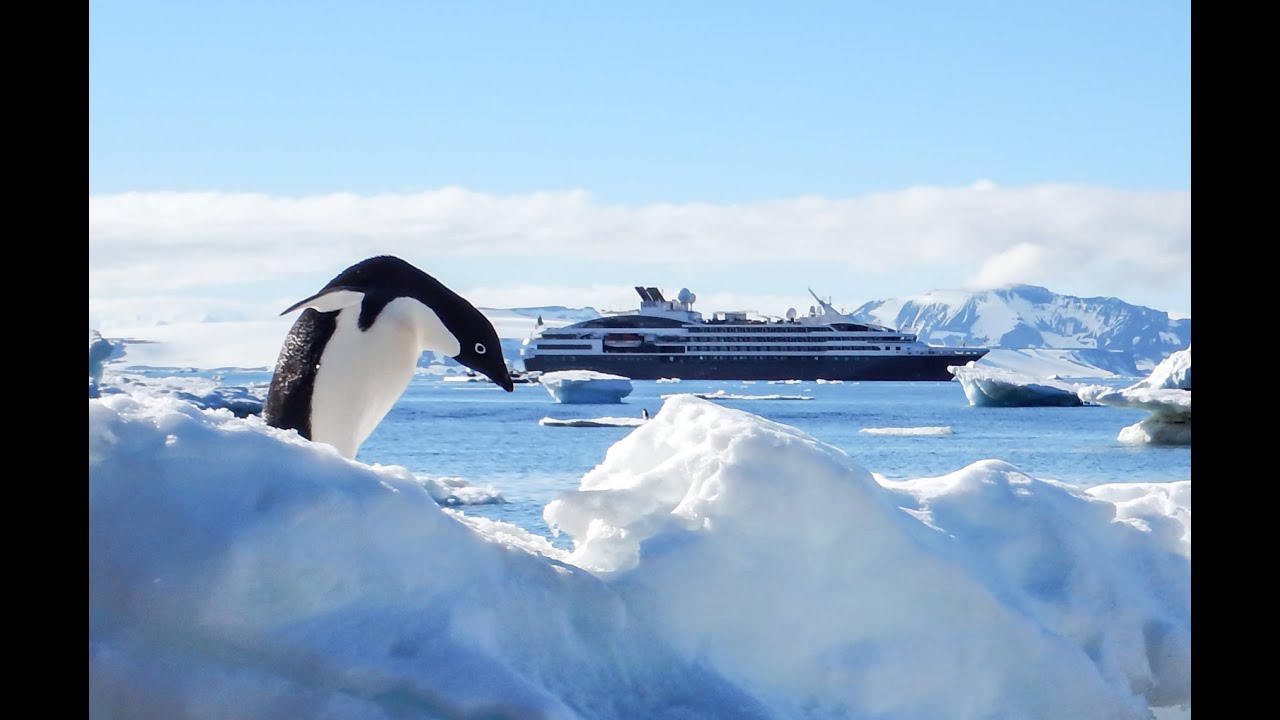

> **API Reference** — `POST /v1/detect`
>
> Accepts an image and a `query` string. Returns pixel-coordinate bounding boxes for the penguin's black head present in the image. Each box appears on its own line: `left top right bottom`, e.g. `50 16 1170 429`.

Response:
285 256 514 391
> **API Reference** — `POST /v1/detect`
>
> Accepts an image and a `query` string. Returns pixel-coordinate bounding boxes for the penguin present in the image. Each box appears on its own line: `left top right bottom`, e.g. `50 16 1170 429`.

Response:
263 256 513 459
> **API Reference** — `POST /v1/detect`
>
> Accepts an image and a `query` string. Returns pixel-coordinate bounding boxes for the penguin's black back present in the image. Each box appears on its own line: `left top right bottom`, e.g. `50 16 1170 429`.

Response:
263 308 338 439
324 256 458 331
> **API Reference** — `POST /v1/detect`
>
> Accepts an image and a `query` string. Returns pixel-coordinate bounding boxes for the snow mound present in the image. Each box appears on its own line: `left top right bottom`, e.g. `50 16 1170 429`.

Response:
90 392 1190 719
545 395 1189 718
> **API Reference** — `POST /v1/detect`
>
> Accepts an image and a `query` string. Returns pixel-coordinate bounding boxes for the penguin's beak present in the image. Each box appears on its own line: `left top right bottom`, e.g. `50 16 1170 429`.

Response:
468 361 513 392
492 369 515 392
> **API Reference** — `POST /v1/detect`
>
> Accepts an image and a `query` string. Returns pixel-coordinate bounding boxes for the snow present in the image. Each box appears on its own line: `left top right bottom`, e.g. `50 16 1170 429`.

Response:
539 416 648 428
545 395 1189 718
948 362 1085 407
540 370 634 404
976 348 1135 379
860 426 955 436
1078 347 1191 445
1134 346 1191 390
411 472 507 506
90 391 1190 719
969 293 1021 345
89 331 126 384
92 365 267 417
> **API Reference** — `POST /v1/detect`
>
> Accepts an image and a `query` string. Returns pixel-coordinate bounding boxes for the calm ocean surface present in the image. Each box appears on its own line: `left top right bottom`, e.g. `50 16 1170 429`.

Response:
334 376 1190 547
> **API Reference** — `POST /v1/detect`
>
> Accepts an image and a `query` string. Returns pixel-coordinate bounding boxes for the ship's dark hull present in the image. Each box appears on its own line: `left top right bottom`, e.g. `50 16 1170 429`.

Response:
525 352 985 381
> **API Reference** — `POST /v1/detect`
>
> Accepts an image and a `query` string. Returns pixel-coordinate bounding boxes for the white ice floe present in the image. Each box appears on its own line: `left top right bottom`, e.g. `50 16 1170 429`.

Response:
663 389 812 401
90 392 1190 719
539 416 647 428
860 426 955 436
540 370 634 404
655 377 682 383
948 362 1084 407
1078 346 1191 445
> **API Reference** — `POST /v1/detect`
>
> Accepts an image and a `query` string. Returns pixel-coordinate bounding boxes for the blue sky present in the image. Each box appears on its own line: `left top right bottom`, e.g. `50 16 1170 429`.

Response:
89 1 1191 326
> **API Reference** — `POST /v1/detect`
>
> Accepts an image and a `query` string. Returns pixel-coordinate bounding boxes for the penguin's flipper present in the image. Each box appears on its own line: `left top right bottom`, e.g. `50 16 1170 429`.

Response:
281 287 366 316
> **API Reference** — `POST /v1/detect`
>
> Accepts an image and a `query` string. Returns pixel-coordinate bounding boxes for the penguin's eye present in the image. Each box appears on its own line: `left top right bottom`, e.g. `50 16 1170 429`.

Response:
475 343 487 354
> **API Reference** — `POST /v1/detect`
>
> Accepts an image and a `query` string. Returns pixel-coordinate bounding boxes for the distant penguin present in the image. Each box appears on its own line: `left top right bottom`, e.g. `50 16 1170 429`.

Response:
264 256 513 459
642 408 650 421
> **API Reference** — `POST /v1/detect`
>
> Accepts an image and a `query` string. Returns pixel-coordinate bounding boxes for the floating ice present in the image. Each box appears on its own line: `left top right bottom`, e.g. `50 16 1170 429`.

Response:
948 362 1084 407
860 426 955 436
540 370 634 404
1079 347 1191 445
539 416 647 428
664 389 812 401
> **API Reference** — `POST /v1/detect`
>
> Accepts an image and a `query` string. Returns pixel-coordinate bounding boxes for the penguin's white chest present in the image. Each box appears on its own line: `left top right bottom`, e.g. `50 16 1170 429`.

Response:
308 298 454 459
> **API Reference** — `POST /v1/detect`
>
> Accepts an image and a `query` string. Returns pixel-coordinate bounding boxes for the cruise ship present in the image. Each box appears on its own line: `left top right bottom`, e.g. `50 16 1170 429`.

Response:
521 287 987 381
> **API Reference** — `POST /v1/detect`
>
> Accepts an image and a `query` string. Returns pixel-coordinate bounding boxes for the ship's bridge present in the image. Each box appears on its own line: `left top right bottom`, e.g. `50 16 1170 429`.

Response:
633 286 703 323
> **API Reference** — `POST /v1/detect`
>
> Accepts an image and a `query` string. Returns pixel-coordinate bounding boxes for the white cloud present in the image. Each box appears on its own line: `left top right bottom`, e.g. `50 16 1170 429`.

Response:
89 184 1190 325
972 242 1051 288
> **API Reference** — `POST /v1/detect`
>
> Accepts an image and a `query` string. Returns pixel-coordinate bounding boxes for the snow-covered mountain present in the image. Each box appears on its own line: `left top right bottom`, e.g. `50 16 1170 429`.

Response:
850 285 1190 369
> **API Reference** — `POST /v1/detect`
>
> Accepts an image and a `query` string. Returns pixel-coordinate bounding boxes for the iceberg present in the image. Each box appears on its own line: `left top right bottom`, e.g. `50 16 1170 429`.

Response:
89 392 1190 719
540 370 633 404
948 362 1084 407
1078 346 1191 445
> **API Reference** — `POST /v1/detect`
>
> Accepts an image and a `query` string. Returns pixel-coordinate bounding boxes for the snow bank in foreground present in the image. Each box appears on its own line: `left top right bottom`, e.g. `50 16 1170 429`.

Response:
90 393 1190 719
90 394 764 720
1078 347 1191 445
949 362 1084 407
860 426 955 436
540 370 633 404
546 396 1189 718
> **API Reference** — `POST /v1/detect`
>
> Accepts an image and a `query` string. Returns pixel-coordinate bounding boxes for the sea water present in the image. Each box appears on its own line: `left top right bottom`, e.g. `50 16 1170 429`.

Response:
353 377 1191 548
